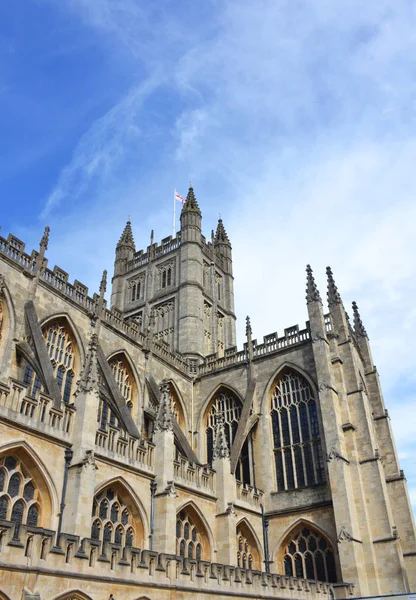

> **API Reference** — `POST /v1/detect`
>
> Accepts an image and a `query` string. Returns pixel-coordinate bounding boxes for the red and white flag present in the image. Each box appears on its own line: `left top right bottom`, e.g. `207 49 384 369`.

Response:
175 191 185 204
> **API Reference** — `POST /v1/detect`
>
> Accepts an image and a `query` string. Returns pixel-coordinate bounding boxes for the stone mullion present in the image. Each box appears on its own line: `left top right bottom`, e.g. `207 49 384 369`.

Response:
306 402 318 485
277 409 287 490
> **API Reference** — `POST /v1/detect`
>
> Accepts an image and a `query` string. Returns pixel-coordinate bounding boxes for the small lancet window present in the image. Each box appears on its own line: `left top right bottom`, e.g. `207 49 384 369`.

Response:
90 486 141 549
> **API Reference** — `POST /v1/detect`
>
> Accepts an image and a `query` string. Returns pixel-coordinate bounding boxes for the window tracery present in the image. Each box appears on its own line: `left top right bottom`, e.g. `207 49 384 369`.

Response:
205 389 252 485
91 486 141 548
0 455 40 527
271 371 325 491
282 525 337 582
176 509 204 560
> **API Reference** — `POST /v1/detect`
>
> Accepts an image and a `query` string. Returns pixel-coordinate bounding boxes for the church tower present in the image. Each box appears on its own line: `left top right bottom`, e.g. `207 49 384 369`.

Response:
109 186 236 359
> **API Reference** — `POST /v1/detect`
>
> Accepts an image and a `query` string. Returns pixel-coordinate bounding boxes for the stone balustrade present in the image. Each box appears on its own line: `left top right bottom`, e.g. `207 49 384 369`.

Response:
174 456 216 494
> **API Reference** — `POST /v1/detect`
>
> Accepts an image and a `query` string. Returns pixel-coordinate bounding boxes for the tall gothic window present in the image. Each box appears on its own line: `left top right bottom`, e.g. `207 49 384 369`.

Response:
271 371 325 491
0 455 40 527
109 356 134 404
205 388 252 485
44 320 76 404
91 486 142 548
176 508 205 560
282 525 337 582
23 364 43 399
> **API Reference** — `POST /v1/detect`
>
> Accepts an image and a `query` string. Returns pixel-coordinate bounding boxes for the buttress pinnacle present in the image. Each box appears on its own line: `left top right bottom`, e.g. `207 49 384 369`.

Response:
352 301 368 337
155 380 173 432
40 226 50 251
213 416 230 460
306 265 322 304
326 267 342 307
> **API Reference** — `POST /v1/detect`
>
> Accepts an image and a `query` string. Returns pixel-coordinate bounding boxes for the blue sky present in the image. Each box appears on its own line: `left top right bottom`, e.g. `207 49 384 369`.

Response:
1 1 415 513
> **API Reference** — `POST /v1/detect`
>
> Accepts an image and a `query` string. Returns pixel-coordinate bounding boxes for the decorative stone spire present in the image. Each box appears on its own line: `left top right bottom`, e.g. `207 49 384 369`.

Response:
99 269 107 295
40 226 50 251
117 220 135 248
213 416 230 460
245 316 252 339
155 380 173 432
326 267 342 307
306 265 322 304
352 301 368 337
214 218 230 245
76 334 99 396
182 185 201 215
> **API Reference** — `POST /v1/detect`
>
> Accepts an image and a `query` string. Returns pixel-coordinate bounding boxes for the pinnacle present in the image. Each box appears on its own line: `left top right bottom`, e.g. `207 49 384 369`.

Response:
213 416 230 460
245 315 252 338
155 380 173 432
182 185 201 215
40 226 50 251
352 301 368 337
118 220 135 248
99 270 107 295
326 267 342 307
305 265 322 304
214 218 230 244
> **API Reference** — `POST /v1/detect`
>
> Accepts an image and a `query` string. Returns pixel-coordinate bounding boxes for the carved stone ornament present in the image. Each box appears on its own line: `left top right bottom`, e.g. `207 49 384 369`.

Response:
327 447 349 464
337 526 353 543
226 502 237 516
75 334 99 396
165 480 178 498
213 416 230 460
154 380 173 432
82 450 98 470
312 333 326 343
319 381 331 392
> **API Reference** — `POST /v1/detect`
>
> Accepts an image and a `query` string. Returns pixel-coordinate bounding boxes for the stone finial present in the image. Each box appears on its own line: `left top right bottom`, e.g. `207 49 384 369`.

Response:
155 380 173 432
182 185 201 215
117 220 135 248
40 226 50 251
352 301 368 338
305 265 322 304
99 270 107 295
76 333 99 395
213 416 230 460
245 316 252 339
214 218 230 245
326 267 342 307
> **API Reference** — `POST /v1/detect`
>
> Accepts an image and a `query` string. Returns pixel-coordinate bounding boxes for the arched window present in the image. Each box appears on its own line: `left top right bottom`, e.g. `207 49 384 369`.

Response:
0 455 40 527
282 524 337 582
162 270 167 288
90 484 143 548
205 388 253 485
166 382 185 431
271 370 325 491
43 320 76 404
236 521 261 570
109 354 136 405
176 506 209 560
23 363 43 399
167 267 172 286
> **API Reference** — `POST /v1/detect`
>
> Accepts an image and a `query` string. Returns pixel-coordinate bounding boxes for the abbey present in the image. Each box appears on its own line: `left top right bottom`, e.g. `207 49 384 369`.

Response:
0 187 414 600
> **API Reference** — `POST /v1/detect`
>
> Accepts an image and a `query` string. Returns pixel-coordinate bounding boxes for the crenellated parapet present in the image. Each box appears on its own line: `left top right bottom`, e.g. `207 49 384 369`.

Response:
0 519 354 599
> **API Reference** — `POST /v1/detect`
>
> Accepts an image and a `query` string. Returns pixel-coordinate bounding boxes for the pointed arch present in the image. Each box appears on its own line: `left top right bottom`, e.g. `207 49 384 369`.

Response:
52 591 93 600
0 441 58 529
176 499 214 561
94 476 148 543
236 517 263 558
165 379 188 432
107 349 143 396
273 518 338 583
106 350 141 424
260 361 319 413
0 591 12 600
0 280 16 361
197 382 245 431
39 312 85 364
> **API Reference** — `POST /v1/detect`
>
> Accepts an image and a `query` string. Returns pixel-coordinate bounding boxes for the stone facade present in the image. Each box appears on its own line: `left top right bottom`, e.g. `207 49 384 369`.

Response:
0 187 414 600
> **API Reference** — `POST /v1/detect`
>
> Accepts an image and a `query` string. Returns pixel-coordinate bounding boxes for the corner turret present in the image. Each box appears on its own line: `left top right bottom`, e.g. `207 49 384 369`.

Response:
180 186 202 243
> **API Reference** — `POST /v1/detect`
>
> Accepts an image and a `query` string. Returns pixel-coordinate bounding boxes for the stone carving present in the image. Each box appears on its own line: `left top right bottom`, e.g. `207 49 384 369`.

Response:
327 447 349 464
319 381 331 392
154 380 173 432
352 301 367 337
337 526 353 543
213 416 230 460
326 266 342 307
75 334 99 395
82 450 98 470
164 480 178 498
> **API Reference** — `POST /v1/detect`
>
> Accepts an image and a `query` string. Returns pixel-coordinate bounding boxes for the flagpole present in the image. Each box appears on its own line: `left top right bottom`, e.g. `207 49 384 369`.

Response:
173 188 176 238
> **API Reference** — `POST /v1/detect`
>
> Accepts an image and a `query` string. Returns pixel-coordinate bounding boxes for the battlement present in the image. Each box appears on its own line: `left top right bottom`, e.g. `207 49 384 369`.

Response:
0 520 354 599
